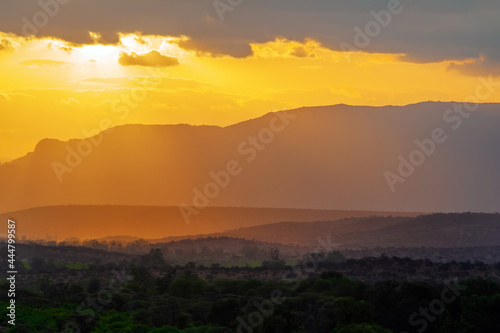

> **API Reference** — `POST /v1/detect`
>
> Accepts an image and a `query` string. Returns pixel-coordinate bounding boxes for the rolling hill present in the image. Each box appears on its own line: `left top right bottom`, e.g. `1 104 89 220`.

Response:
210 213 500 248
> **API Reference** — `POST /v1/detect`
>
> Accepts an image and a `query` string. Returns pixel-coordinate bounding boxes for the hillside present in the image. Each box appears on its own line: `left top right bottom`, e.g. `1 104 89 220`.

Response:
338 213 500 248
207 213 500 248
1 102 500 214
206 216 413 246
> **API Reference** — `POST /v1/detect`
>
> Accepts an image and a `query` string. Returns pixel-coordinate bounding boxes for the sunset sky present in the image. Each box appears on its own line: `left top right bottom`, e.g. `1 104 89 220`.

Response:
1 0 500 162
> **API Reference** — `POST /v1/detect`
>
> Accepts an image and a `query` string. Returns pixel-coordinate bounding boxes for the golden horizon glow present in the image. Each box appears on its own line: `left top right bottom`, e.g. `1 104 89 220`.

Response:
1 31 499 162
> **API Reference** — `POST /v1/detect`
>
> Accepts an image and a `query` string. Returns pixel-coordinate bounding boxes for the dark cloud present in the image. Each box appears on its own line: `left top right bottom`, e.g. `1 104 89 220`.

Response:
177 38 252 58
118 50 179 67
447 57 500 77
1 0 500 71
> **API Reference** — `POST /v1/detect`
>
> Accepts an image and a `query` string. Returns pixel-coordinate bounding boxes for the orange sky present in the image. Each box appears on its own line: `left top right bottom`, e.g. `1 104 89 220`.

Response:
1 31 499 162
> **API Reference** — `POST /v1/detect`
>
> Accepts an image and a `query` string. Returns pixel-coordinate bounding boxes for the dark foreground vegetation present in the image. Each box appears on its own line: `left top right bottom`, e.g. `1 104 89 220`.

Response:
1 247 500 333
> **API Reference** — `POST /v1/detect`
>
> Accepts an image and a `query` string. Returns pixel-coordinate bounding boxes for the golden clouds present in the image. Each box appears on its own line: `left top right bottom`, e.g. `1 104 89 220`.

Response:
118 50 180 67
250 38 321 59
89 32 102 44
0 38 15 51
0 33 22 52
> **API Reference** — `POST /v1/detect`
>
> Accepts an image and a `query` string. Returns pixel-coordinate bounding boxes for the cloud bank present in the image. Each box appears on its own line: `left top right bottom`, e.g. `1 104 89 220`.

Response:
0 0 499 75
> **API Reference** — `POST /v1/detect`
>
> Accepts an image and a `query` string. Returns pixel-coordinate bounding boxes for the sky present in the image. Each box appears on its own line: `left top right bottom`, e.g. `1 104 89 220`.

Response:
1 0 500 161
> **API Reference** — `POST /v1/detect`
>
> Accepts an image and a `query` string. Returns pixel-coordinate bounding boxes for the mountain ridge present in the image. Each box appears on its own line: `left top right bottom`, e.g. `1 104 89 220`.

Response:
1 102 500 214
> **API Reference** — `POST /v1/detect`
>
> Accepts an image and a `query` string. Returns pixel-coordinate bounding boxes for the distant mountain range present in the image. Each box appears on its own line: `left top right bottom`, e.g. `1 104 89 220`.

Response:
1 102 500 213
5 204 498 250
0 205 418 240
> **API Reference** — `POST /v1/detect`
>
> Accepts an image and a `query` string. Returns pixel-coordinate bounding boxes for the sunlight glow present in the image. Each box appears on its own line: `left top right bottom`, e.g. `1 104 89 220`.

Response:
1 32 499 161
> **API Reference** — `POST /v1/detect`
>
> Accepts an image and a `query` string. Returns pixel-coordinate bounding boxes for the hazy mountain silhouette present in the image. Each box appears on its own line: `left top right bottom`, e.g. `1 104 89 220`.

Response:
1 102 500 214
0 205 418 240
